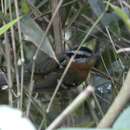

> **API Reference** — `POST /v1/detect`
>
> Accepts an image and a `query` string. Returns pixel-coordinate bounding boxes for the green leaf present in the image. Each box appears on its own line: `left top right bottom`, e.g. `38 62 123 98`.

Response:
113 106 130 128
21 0 31 15
88 0 119 26
57 128 124 130
20 16 57 61
88 0 105 17
108 3 130 30
0 17 21 36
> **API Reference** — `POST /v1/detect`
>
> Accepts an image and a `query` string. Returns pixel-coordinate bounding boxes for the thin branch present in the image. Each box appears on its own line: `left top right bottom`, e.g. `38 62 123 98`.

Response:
51 0 63 54
14 0 24 109
9 0 20 107
2 0 13 106
97 68 130 128
33 0 63 61
46 85 94 130
46 6 109 112
26 80 34 117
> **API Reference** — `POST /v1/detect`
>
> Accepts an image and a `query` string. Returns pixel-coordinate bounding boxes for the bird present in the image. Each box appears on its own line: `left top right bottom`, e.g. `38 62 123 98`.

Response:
33 46 100 91
62 46 99 86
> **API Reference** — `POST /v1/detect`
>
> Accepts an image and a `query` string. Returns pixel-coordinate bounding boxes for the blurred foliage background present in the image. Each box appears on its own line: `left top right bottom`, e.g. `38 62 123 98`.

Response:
0 0 130 130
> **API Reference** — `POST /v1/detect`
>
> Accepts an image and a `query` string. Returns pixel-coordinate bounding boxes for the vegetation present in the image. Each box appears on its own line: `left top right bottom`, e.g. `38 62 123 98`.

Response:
0 0 130 130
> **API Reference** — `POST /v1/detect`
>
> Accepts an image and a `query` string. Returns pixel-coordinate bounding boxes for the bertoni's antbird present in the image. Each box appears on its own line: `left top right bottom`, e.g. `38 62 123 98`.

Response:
34 46 99 91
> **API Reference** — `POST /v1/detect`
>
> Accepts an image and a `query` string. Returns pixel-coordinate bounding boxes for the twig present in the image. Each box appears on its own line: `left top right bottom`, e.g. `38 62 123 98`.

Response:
2 0 13 106
26 80 34 117
87 100 99 125
33 0 63 61
117 48 130 53
51 0 63 54
14 0 24 109
33 0 78 19
92 92 104 117
92 68 121 86
9 0 20 107
97 68 130 128
46 85 94 130
26 0 64 117
47 7 108 113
